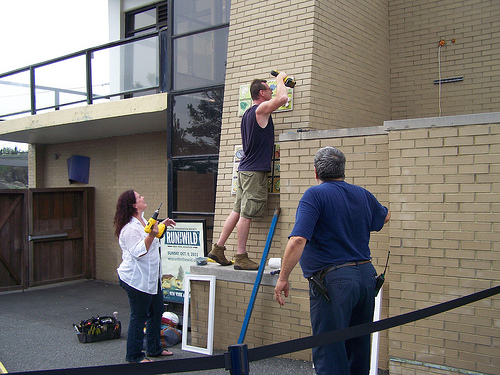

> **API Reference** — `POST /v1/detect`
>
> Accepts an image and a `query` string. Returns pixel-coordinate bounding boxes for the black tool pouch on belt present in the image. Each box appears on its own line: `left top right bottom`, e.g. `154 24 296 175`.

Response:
307 275 331 302
375 274 385 296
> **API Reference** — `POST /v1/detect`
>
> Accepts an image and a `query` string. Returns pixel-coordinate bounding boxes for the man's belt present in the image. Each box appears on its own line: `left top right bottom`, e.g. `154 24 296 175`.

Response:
316 260 371 282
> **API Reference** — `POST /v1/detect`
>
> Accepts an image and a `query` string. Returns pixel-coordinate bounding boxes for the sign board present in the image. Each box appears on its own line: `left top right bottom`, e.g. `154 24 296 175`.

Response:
238 80 293 116
161 220 207 303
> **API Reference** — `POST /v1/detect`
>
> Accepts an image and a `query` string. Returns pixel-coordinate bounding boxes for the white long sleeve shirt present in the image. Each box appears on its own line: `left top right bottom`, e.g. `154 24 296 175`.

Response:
117 214 161 294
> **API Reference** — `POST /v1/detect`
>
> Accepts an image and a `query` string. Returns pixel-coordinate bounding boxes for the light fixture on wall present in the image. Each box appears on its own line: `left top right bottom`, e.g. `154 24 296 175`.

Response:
53 153 60 160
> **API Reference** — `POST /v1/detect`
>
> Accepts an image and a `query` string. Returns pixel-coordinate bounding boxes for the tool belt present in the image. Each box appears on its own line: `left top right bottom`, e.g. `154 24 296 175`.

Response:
73 316 121 343
307 260 372 302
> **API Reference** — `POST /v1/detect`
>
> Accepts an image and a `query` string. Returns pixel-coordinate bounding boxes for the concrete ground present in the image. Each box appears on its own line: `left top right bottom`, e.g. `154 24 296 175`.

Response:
0 280 315 375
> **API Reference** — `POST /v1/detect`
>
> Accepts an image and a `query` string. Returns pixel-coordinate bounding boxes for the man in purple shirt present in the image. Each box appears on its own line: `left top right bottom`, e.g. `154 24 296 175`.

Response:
209 71 289 270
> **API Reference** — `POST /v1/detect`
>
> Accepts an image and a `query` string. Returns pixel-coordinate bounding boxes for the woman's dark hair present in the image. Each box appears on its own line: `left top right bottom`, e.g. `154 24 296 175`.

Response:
113 190 137 238
314 146 346 181
250 79 268 100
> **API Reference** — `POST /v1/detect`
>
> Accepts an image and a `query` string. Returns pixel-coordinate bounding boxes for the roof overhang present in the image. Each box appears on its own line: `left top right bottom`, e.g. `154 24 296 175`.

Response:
0 93 168 145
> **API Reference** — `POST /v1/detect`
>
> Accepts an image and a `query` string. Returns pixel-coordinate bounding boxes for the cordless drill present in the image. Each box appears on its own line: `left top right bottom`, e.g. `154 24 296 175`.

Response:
144 203 166 238
270 70 296 88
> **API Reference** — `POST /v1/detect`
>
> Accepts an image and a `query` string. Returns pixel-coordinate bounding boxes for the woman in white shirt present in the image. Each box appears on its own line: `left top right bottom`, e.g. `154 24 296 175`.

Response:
114 190 176 363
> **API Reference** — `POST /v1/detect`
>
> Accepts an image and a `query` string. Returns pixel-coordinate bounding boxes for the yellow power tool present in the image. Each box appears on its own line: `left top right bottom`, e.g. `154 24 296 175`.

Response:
270 70 296 88
144 203 166 238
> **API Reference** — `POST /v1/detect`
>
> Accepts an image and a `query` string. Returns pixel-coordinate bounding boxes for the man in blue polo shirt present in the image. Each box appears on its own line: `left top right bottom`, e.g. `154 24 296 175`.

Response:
275 146 390 374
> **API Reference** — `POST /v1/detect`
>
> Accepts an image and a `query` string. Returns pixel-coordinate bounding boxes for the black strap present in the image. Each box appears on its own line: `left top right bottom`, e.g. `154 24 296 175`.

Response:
10 355 226 375
249 284 500 361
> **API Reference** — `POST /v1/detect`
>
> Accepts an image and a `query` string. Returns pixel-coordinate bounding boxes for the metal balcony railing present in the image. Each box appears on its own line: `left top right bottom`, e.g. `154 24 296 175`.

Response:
0 30 163 120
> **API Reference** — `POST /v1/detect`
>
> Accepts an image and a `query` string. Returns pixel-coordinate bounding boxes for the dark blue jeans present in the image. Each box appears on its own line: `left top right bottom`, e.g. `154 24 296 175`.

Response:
309 262 377 375
119 278 164 362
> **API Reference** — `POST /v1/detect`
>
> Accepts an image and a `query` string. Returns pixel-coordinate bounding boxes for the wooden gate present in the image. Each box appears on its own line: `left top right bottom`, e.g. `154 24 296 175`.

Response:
0 190 28 291
0 188 95 291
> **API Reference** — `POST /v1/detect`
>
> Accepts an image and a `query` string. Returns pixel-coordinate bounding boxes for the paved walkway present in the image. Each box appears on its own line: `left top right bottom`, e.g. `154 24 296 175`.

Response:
0 280 315 374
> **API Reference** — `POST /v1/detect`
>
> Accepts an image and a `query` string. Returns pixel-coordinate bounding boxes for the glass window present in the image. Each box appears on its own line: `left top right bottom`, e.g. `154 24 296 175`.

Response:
134 8 156 30
171 89 223 156
125 2 167 37
167 1 230 222
172 159 218 213
174 0 230 35
173 28 228 90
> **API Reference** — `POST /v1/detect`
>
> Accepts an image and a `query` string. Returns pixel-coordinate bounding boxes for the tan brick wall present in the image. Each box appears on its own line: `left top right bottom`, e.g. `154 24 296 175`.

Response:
310 0 391 130
388 122 500 374
37 131 168 281
389 0 500 120
205 117 500 373
27 145 37 188
28 144 46 188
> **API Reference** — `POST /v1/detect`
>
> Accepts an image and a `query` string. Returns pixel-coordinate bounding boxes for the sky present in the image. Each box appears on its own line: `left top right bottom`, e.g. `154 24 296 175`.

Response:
0 0 109 151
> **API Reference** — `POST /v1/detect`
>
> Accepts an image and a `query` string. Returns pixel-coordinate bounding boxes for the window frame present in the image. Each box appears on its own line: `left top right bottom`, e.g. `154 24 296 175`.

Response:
164 0 230 226
167 85 224 220
125 1 168 38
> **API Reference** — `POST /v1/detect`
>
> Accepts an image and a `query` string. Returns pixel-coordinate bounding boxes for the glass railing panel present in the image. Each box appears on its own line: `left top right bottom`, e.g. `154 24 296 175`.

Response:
91 48 111 100
119 36 159 94
34 55 87 111
0 70 31 119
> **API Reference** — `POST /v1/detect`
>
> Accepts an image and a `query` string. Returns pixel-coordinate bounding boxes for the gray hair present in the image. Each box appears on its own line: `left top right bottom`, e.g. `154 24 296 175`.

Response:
314 146 345 181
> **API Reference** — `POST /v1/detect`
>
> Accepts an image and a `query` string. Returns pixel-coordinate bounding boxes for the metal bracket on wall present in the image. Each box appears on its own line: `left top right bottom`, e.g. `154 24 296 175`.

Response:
433 76 464 84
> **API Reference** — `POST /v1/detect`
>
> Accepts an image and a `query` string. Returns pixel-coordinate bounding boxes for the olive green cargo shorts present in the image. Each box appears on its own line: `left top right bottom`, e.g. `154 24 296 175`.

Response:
233 171 268 219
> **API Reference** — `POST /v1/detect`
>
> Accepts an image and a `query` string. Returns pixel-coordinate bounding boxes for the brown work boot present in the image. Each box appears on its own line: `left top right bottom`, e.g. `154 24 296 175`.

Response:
208 244 232 266
234 253 259 271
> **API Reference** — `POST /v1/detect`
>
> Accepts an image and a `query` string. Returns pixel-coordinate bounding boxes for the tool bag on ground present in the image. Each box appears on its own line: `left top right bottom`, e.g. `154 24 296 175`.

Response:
73 316 121 343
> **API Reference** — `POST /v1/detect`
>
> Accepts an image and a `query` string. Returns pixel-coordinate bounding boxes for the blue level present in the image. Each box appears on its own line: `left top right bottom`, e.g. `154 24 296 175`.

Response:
238 206 280 344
